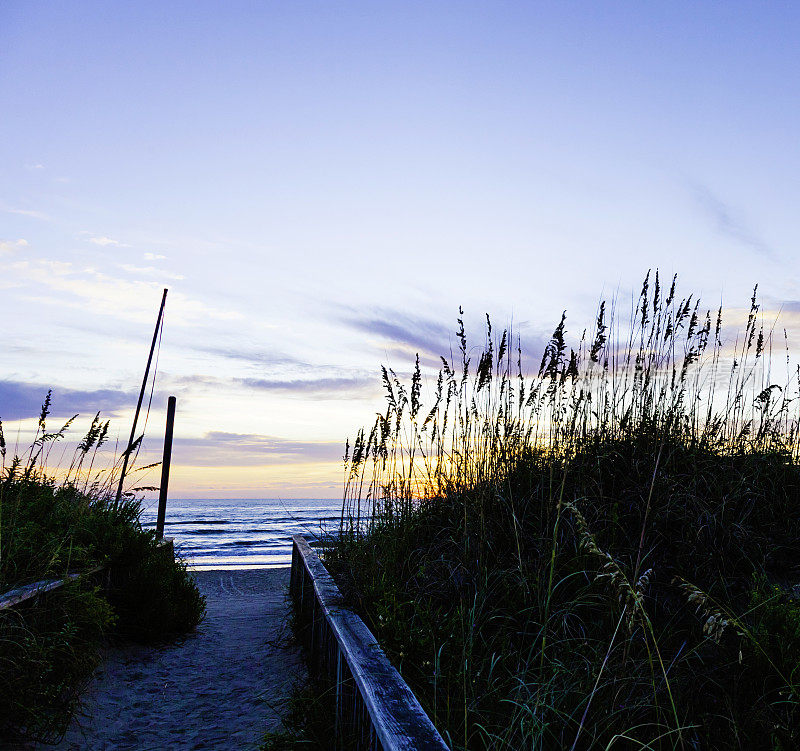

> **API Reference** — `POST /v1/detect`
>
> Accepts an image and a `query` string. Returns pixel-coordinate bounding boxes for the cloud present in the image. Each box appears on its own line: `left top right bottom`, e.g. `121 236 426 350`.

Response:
119 263 185 280
170 431 344 467
79 231 129 248
144 252 167 261
692 184 774 259
90 236 120 247
189 344 306 368
161 371 377 400
341 308 453 360
0 239 29 256
758 298 800 327
9 258 242 324
0 380 133 421
0 205 50 221
239 375 375 397
339 306 553 372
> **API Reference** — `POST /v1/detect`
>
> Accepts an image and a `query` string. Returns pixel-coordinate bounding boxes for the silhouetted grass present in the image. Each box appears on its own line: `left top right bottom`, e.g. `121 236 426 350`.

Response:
325 273 800 750
0 396 205 743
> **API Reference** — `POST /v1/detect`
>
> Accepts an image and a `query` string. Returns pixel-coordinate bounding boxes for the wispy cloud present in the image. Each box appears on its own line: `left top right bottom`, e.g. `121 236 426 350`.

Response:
0 238 29 256
239 375 375 397
164 371 375 399
25 163 45 170
90 236 121 247
341 305 556 376
341 308 452 360
190 345 306 368
171 431 343 467
144 252 167 261
119 263 185 280
0 380 133 421
692 184 775 259
9 258 242 325
79 231 129 248
0 205 50 221
758 297 800 323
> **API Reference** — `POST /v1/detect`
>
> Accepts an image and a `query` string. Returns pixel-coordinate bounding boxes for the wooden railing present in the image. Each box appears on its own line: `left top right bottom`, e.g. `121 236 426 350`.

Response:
0 566 104 611
291 535 449 751
0 539 172 612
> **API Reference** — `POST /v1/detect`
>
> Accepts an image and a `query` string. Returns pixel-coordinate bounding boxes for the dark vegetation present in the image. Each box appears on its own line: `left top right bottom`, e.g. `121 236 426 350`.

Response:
0 397 205 743
324 273 800 750
261 678 339 751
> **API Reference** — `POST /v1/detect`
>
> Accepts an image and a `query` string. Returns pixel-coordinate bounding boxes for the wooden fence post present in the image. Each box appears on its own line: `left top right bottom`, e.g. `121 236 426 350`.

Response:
156 395 176 540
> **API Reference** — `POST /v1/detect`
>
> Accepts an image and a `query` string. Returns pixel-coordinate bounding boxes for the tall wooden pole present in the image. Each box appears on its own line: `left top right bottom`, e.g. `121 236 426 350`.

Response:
156 395 176 540
115 288 168 507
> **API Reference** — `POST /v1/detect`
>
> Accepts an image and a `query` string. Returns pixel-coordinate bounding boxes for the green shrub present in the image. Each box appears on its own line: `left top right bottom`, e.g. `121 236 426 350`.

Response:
0 580 114 743
0 401 205 741
107 532 206 642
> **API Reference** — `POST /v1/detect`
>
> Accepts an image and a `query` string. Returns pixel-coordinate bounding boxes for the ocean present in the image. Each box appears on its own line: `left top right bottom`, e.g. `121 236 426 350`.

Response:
139 498 344 569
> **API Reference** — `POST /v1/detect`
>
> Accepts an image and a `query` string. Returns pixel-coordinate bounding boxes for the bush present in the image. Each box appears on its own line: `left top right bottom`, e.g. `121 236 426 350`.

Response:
0 402 205 741
107 531 206 642
0 581 114 743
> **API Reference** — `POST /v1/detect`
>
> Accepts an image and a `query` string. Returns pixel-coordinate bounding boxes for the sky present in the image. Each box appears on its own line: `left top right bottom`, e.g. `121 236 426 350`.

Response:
1 1 799 498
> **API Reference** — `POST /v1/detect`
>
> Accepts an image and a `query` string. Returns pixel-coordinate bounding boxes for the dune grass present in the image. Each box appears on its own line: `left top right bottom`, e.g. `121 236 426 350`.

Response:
323 272 800 750
0 396 205 743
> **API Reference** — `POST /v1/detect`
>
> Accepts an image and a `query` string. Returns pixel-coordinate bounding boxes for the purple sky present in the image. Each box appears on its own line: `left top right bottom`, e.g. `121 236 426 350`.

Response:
2 1 799 497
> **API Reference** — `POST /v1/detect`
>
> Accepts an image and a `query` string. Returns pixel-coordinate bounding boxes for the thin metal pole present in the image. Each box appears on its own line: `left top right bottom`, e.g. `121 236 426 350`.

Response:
156 395 176 540
115 288 168 507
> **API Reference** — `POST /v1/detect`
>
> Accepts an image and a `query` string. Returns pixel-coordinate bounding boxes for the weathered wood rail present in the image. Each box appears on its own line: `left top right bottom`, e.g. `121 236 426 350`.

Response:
290 534 449 751
0 565 104 611
0 539 173 612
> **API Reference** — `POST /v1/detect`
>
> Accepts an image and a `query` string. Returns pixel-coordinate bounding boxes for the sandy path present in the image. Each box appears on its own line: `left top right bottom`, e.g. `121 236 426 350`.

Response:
48 568 304 751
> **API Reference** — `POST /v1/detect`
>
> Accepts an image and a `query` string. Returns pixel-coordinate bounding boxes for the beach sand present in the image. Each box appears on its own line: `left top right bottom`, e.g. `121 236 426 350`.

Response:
47 568 305 751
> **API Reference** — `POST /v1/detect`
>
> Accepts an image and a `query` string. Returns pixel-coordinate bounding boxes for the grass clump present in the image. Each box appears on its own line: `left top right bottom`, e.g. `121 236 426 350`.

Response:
325 272 800 750
0 398 205 743
261 679 338 751
0 580 114 744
